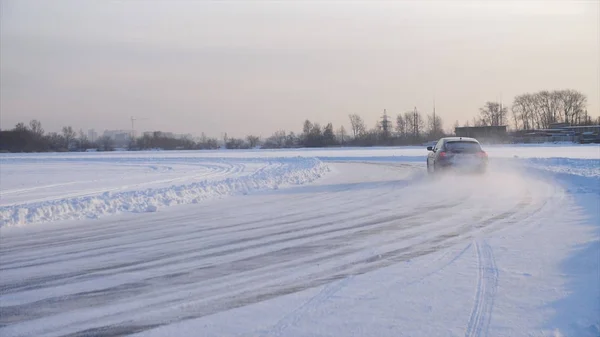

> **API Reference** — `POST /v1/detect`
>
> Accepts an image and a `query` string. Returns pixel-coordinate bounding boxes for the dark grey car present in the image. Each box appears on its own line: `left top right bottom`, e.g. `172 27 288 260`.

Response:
426 137 488 174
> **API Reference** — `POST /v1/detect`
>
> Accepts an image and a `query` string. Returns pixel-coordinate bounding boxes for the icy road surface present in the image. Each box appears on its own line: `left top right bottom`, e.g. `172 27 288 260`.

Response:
0 146 598 337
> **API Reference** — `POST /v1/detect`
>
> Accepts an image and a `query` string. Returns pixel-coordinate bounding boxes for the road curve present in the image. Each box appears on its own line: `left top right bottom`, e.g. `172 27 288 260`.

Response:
0 161 561 337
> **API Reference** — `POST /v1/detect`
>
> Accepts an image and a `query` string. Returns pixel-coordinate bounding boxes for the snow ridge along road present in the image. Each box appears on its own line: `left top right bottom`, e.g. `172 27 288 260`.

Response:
0 157 328 226
0 146 598 337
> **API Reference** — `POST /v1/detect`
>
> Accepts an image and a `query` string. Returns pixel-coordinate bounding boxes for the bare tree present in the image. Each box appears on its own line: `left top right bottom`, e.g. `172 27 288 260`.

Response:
14 122 28 132
97 135 114 151
78 129 87 141
302 119 313 145
246 135 260 148
348 114 366 138
557 89 587 125
404 108 425 141
511 94 530 131
579 110 593 125
472 116 485 127
536 90 561 127
226 138 248 149
479 102 508 126
337 125 347 145
305 122 322 147
29 120 44 137
395 114 407 137
285 132 297 147
511 106 520 131
525 92 543 129
46 132 65 150
77 129 94 150
404 112 414 136
264 130 292 148
323 123 336 146
427 113 444 139
62 126 76 149
199 132 208 144
302 120 313 135
511 89 588 131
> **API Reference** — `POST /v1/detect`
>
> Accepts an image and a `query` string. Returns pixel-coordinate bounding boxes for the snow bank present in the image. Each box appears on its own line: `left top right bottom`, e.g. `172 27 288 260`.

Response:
521 157 600 178
0 157 329 227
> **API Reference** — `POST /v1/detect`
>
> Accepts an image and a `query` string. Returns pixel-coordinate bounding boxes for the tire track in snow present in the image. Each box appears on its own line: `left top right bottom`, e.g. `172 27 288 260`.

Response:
1 162 232 207
17 209 508 336
2 161 423 248
0 162 555 337
261 276 354 337
1 183 471 297
1 182 515 294
0 164 426 284
0 203 429 295
465 240 498 337
0 164 410 254
0 194 473 329
0 158 323 226
2 173 519 321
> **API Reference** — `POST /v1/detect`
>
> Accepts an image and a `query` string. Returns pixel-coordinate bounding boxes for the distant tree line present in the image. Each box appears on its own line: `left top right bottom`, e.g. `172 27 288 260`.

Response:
510 89 596 130
0 121 222 153
261 108 445 149
0 111 446 153
464 89 597 130
1 88 597 153
0 120 102 153
133 132 220 151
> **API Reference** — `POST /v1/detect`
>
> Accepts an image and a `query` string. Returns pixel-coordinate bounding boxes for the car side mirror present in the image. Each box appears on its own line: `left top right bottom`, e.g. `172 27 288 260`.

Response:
427 146 433 151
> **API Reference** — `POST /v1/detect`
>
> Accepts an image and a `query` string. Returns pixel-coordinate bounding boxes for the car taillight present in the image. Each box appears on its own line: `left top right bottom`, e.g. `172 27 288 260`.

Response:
439 151 447 157
477 151 487 158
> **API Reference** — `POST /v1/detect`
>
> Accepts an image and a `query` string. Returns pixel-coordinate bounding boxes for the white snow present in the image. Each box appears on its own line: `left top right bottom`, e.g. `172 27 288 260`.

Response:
0 144 598 337
0 157 328 226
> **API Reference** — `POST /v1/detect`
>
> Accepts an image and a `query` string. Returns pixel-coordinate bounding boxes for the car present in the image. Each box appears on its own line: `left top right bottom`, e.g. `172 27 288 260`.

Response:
426 137 488 174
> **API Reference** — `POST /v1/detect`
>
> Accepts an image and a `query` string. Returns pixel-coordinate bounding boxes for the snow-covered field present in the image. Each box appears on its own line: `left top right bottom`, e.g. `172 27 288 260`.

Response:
0 145 598 337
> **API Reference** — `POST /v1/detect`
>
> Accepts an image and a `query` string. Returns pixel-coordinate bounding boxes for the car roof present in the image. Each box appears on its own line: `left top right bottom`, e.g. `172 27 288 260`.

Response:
441 137 479 143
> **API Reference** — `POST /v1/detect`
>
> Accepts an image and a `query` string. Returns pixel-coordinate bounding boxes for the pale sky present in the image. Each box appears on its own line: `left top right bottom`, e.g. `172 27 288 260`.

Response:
1 0 598 138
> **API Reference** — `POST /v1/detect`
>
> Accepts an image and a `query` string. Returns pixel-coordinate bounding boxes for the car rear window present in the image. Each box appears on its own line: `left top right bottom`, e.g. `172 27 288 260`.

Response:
445 141 482 153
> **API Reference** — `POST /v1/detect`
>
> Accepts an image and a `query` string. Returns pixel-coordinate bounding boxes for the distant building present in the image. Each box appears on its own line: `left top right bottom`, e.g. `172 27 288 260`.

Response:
87 129 98 142
511 124 600 143
454 126 508 142
103 130 131 147
561 125 600 134
143 131 173 138
548 122 570 129
142 131 190 139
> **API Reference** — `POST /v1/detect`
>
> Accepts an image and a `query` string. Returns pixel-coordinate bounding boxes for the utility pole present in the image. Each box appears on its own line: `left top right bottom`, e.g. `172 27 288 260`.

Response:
380 109 390 139
130 116 138 139
130 116 148 139
433 97 437 137
413 106 419 140
500 92 504 126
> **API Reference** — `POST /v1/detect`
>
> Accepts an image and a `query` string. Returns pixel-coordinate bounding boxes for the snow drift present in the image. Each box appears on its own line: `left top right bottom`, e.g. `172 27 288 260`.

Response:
0 157 329 227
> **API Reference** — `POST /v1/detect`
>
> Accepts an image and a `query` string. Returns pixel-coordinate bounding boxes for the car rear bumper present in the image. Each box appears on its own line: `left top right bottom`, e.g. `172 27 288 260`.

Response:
436 160 487 173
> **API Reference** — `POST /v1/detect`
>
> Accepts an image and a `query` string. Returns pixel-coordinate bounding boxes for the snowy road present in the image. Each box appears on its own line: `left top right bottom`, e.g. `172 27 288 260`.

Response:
0 148 598 337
